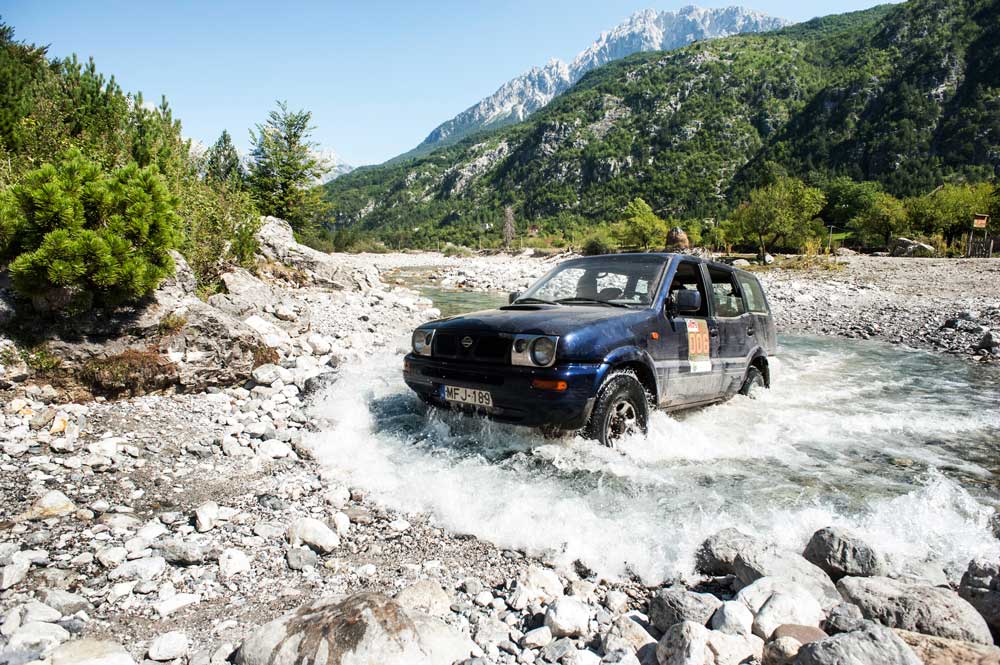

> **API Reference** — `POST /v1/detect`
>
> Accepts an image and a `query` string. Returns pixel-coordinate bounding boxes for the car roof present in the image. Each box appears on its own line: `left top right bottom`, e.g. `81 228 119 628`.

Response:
566 252 750 276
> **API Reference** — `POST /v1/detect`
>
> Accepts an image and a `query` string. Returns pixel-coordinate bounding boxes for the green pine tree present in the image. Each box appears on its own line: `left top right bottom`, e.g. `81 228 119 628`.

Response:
248 101 329 234
204 129 244 185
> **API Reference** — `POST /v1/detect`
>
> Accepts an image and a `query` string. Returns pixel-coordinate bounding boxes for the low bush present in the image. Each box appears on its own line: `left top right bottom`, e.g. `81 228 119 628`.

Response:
80 348 176 395
0 150 178 312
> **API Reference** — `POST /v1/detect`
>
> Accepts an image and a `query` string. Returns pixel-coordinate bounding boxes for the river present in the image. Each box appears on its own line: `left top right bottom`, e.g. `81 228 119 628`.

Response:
306 281 1000 584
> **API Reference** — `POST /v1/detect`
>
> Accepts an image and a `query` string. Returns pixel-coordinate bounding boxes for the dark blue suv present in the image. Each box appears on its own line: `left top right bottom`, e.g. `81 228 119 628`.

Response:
403 254 776 445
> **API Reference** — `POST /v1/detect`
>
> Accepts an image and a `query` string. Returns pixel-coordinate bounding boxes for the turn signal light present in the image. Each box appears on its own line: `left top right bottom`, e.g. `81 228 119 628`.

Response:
532 379 568 391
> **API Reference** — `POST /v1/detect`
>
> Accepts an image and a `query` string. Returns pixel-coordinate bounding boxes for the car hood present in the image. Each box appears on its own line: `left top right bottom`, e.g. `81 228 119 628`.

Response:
422 305 648 337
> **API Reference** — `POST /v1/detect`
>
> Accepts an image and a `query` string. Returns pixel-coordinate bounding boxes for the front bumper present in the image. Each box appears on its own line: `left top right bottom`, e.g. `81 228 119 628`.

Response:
403 354 603 430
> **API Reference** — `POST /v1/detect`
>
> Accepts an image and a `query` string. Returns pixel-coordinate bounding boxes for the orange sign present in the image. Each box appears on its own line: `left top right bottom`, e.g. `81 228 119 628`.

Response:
686 319 711 373
973 214 989 229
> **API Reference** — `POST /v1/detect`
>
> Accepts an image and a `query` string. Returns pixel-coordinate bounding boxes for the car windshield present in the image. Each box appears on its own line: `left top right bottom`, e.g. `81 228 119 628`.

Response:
517 256 669 307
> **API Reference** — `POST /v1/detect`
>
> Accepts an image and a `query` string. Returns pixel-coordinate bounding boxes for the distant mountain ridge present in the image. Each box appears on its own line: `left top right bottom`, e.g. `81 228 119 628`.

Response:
400 5 788 160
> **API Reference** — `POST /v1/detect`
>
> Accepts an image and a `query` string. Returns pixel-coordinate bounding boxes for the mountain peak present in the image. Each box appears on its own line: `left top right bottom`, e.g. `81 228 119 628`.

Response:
403 6 788 160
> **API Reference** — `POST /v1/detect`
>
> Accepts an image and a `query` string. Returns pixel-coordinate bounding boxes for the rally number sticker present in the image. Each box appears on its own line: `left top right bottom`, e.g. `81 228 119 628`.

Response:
685 319 712 373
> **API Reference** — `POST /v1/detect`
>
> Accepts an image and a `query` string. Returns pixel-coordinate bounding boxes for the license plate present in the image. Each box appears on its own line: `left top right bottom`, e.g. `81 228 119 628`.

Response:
443 385 493 407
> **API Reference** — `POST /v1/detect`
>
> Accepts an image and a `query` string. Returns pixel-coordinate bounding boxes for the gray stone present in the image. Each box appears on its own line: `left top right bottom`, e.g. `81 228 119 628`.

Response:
522 626 553 648
958 558 1000 637
287 517 340 553
107 556 166 582
837 575 992 644
656 620 763 665
710 600 753 637
732 543 840 606
544 596 590 637
395 580 452 618
218 548 251 577
148 631 190 661
752 589 824 640
694 528 757 576
802 527 886 580
195 501 219 532
158 540 210 566
50 638 137 665
648 587 722 631
600 613 656 661
286 547 318 570
235 593 433 665
1 559 30 590
796 621 921 665
39 589 90 615
823 602 865 635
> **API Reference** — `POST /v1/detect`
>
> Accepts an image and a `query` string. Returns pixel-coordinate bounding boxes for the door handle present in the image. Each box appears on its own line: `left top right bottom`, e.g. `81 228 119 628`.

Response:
709 329 719 337
747 327 755 336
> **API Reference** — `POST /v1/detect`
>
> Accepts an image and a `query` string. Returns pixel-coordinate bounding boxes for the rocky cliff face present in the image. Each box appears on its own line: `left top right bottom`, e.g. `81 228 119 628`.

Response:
410 5 787 154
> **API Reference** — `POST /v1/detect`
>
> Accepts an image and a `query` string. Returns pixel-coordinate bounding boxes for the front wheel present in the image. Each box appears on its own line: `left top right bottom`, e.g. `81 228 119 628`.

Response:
739 365 766 397
586 371 649 447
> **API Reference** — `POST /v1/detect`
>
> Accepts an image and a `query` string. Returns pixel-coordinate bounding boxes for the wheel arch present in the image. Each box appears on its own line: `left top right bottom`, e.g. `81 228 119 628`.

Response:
600 347 659 403
749 352 770 388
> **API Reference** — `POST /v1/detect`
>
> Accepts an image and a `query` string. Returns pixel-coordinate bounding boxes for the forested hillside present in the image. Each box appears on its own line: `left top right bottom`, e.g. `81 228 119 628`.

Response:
324 0 999 247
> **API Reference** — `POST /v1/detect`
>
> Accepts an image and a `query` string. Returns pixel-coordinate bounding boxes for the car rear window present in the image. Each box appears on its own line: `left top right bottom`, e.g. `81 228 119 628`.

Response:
736 274 769 314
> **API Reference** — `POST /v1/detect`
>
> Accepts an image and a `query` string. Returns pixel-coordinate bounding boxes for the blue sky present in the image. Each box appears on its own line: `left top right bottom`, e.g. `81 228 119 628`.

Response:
2 0 898 166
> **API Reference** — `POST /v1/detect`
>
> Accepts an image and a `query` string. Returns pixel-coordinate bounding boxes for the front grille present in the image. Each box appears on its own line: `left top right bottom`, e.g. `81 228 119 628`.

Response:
420 366 505 386
433 332 511 364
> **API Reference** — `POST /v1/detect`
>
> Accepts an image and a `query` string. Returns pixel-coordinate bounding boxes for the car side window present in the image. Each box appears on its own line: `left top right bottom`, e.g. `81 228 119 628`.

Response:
667 261 709 316
707 267 746 318
736 274 769 314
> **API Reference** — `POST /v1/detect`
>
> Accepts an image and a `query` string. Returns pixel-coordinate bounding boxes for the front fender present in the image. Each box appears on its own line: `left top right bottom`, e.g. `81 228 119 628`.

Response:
596 345 660 402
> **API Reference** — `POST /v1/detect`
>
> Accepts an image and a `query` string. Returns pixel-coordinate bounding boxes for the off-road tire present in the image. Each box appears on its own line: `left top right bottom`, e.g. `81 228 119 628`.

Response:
739 365 766 397
586 371 649 447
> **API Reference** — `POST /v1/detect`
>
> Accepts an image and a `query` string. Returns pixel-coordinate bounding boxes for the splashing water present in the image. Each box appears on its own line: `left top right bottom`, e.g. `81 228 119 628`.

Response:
306 330 1000 583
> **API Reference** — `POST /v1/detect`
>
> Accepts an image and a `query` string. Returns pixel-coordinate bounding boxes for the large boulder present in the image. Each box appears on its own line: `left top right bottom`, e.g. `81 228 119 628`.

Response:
890 237 934 258
656 621 763 665
838 576 992 644
732 542 840 607
50 639 137 665
796 621 921 665
207 268 278 317
959 558 1000 639
235 593 470 665
648 587 722 631
256 217 379 291
802 527 886 581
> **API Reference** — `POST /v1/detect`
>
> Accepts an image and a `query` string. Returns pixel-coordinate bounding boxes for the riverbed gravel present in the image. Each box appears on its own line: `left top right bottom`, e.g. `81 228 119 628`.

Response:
2 240 999 663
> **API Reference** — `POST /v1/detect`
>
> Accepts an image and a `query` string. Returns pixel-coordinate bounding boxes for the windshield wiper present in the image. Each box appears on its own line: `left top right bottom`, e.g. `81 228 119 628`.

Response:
511 297 560 305
556 297 630 309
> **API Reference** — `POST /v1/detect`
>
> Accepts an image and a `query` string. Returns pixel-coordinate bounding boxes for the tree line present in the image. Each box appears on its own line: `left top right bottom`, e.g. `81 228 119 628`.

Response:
0 22 328 313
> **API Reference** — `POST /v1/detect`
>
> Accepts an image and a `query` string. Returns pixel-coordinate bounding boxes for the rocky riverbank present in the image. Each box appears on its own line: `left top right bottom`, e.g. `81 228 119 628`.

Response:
2 236 1000 664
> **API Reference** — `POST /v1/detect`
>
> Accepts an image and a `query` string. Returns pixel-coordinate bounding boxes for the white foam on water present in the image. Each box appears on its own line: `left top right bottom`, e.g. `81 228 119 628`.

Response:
307 334 1000 583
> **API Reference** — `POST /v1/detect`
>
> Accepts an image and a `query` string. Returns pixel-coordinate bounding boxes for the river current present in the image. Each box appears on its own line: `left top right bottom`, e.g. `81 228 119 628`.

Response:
306 283 1000 583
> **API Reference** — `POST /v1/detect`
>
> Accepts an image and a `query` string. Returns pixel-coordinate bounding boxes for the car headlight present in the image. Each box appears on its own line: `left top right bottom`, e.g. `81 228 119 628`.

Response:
412 329 434 356
530 337 557 366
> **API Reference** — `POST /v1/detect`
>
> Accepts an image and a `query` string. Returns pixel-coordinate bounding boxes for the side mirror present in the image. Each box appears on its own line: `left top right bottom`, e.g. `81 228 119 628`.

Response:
675 290 701 314
508 291 521 304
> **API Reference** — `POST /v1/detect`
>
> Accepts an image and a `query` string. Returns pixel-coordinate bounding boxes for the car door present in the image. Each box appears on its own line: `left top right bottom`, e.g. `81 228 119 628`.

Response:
706 265 753 395
649 259 724 406
736 271 777 355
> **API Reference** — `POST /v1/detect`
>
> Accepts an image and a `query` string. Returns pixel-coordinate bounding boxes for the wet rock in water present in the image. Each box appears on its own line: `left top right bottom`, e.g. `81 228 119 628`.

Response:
895 628 1000 664
395 579 453 617
286 517 340 553
694 528 758 576
656 620 763 665
837 576 992 645
710 600 754 636
544 596 590 637
235 593 437 665
648 587 722 631
796 621 921 665
802 527 886 580
50 638 137 665
959 558 1000 637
